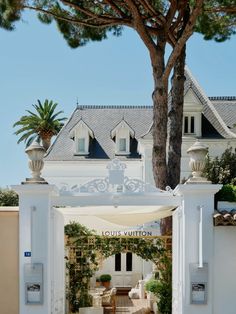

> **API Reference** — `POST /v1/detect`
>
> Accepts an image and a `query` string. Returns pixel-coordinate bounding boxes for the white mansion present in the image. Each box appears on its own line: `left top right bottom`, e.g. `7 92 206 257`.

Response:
43 68 236 187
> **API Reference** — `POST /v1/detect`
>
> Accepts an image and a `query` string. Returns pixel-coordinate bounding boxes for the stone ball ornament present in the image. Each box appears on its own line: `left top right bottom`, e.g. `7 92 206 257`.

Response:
23 141 48 184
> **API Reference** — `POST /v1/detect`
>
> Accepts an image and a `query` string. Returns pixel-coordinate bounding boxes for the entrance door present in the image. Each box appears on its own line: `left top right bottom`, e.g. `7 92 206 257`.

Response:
112 253 133 287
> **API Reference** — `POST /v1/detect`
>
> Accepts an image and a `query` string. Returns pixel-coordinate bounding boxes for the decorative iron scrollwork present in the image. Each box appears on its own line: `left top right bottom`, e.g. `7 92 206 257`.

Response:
58 159 174 195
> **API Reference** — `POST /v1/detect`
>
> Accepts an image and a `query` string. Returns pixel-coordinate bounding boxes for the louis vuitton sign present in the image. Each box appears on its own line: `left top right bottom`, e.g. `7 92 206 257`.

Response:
101 230 153 236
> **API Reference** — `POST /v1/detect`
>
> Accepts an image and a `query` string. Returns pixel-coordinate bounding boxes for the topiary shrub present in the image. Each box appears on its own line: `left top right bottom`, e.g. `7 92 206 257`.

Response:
216 184 236 202
100 274 111 282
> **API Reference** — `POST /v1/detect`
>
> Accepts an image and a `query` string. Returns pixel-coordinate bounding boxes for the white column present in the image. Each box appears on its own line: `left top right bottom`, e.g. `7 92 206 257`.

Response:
173 184 221 314
13 184 56 314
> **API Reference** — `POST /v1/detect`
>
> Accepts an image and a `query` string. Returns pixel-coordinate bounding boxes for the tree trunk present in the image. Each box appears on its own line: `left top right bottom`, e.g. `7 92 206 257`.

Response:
151 40 168 190
167 45 186 189
159 46 186 236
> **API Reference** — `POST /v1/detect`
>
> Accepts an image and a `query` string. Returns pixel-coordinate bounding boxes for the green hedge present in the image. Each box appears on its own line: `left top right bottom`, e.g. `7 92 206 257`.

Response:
216 184 236 202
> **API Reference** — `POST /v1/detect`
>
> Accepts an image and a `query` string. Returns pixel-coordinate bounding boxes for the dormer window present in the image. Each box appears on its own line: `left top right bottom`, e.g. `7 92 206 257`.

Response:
69 120 94 155
184 115 195 134
111 120 135 155
183 88 203 137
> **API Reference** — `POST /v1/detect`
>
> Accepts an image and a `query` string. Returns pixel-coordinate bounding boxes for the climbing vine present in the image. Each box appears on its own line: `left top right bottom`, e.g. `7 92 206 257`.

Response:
65 222 171 312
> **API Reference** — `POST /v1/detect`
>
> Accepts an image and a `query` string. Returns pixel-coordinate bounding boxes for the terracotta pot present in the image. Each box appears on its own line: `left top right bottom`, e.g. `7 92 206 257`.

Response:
102 281 110 289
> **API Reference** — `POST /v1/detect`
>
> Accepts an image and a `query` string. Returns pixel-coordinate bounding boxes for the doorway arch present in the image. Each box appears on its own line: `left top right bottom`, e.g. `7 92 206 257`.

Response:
65 221 171 312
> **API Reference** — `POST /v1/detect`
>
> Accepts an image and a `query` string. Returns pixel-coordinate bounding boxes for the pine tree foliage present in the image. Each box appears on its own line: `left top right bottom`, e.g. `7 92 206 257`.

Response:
196 1 236 41
0 0 21 30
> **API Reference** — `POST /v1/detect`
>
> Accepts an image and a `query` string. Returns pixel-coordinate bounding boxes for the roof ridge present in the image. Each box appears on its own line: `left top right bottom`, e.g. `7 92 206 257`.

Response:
76 105 152 109
209 96 236 101
184 67 236 139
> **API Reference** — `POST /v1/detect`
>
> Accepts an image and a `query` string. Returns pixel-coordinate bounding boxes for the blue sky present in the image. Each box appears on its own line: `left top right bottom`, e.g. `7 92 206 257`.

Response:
0 11 235 187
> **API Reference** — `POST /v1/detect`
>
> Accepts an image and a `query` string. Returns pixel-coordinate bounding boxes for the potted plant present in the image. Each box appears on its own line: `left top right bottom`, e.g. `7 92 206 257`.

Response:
145 278 159 313
100 274 112 289
95 277 101 288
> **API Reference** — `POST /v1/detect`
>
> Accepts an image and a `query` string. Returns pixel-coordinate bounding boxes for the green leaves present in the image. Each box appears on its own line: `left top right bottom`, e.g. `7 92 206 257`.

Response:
0 0 22 30
13 99 66 150
145 255 172 314
196 0 236 42
204 147 236 184
0 187 18 206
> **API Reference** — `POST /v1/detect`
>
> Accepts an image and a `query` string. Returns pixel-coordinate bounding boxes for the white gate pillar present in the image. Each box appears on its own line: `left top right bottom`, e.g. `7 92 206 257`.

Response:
172 141 221 314
173 184 220 314
13 184 56 314
13 142 57 314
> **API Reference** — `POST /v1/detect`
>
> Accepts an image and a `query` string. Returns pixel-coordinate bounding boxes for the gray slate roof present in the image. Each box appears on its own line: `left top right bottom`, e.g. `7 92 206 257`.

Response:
184 68 236 139
210 97 236 133
45 69 236 161
45 106 153 160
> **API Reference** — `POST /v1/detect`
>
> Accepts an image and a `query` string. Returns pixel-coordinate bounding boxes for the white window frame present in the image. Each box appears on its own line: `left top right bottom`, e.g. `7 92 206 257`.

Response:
183 112 201 137
69 120 94 156
184 115 195 135
111 120 135 156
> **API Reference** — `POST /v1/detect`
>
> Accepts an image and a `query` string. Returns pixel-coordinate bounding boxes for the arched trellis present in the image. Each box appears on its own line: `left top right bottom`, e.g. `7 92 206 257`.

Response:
65 222 171 312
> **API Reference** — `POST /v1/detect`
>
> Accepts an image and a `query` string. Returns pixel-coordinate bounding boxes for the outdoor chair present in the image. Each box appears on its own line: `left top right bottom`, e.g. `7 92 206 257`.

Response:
101 287 117 313
128 282 140 299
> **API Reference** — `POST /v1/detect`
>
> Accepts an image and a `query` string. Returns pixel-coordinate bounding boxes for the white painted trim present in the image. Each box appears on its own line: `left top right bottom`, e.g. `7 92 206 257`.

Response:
0 206 19 211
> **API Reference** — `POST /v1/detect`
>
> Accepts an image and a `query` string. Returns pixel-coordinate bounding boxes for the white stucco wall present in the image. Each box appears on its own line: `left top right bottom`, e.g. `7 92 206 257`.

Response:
213 227 236 314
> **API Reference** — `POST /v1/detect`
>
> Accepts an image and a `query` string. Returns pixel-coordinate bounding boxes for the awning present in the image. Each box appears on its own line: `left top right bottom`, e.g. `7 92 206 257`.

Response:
58 205 175 228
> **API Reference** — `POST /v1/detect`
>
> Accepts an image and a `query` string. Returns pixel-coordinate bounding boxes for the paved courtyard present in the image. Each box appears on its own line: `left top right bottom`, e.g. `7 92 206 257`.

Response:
105 295 152 313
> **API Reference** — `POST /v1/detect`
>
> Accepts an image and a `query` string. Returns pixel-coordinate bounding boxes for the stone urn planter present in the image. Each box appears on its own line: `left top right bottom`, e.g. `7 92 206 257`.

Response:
100 274 111 289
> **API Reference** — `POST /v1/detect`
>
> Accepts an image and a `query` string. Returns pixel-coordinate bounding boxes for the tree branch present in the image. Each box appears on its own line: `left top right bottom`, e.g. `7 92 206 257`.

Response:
124 0 158 57
103 0 127 18
24 5 132 28
137 0 165 26
61 0 123 23
166 0 177 28
205 6 236 14
163 0 203 82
